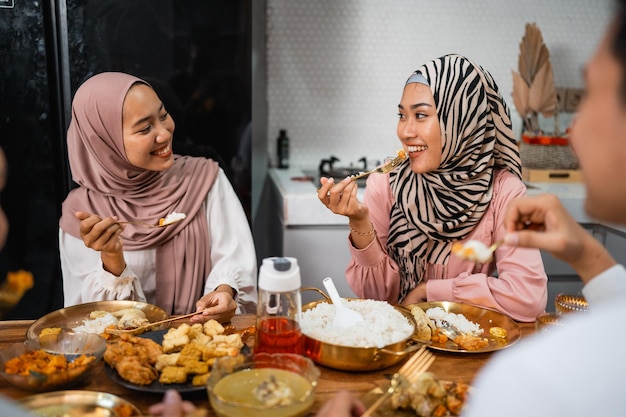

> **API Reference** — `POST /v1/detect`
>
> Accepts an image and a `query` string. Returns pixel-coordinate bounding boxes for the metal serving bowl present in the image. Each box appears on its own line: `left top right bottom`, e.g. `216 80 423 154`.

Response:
300 288 423 371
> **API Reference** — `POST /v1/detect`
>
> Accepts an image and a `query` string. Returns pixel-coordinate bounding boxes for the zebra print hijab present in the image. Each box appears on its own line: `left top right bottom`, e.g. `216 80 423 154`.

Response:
387 54 522 302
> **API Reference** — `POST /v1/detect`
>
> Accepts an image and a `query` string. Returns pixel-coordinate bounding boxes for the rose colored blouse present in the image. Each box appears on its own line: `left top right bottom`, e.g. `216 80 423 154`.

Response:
346 169 548 322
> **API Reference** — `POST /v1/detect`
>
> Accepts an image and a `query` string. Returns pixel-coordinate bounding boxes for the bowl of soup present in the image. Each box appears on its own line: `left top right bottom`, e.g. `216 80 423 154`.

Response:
206 353 319 417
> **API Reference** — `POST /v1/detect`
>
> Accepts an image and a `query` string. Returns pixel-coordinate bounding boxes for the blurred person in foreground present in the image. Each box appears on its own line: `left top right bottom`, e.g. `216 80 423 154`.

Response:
462 1 626 415
58 72 257 323
317 53 547 322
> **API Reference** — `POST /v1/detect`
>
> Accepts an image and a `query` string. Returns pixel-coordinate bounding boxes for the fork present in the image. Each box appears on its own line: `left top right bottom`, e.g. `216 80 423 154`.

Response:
350 152 407 181
361 345 435 417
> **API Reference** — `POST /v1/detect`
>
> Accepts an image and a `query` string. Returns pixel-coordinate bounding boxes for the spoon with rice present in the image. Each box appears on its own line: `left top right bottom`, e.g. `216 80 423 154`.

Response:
118 212 186 228
322 277 364 328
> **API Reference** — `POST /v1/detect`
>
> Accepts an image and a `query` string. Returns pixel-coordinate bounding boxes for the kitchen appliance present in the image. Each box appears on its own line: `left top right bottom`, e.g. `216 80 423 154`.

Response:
306 156 378 187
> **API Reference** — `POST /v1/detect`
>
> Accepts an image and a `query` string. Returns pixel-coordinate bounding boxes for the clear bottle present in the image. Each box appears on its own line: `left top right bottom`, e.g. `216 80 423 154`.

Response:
276 129 289 169
255 257 303 354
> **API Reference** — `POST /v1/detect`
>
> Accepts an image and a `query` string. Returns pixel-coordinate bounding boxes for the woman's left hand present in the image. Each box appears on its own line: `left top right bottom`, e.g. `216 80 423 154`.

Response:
191 286 237 324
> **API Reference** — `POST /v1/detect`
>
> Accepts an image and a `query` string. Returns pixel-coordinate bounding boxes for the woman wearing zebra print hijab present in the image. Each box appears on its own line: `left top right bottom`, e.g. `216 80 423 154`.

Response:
318 54 547 322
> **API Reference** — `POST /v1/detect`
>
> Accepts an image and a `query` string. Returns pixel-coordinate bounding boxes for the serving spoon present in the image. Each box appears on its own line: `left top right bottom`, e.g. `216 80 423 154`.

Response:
322 277 364 328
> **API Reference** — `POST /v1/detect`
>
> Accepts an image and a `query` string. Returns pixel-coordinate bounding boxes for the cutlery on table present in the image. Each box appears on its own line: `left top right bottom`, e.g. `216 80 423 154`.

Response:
322 277 364 328
349 150 407 181
361 345 435 417
105 309 208 336
117 218 184 228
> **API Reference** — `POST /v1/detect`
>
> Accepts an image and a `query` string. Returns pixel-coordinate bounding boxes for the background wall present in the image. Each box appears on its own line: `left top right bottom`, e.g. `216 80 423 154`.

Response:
265 0 612 171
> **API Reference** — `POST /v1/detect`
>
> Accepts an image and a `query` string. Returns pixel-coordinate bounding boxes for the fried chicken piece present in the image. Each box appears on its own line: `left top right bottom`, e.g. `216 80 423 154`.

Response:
115 356 159 385
104 334 163 385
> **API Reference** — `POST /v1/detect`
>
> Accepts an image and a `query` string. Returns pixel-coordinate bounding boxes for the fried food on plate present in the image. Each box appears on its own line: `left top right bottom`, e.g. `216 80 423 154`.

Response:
410 306 435 341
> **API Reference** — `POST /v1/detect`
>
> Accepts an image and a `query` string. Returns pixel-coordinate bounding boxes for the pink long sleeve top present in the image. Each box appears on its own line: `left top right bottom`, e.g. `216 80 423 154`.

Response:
346 169 548 322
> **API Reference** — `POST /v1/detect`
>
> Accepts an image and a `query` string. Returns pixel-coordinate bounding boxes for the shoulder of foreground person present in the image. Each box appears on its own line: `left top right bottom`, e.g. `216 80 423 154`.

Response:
463 300 626 416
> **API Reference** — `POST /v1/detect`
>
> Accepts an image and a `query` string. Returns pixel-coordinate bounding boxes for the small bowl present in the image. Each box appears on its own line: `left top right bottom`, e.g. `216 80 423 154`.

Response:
535 312 564 333
207 353 319 417
555 293 589 314
0 332 106 392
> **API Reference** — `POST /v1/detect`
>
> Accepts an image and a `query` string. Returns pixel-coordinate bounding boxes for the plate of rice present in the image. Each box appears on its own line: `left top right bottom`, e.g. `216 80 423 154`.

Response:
406 301 521 353
26 300 170 343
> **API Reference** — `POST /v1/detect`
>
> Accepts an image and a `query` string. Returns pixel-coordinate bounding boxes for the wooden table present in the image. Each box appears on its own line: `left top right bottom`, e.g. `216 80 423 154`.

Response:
0 315 536 416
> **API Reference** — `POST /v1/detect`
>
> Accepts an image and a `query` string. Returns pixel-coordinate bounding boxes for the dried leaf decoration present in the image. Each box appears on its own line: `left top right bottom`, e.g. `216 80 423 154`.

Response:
517 23 550 85
528 61 557 117
512 22 557 133
512 71 530 117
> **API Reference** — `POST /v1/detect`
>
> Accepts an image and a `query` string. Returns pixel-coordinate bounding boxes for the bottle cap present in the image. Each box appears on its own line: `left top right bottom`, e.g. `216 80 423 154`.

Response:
258 257 301 292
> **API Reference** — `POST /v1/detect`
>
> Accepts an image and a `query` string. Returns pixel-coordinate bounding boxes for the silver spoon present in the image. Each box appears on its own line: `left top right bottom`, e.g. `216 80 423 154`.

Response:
322 277 364 328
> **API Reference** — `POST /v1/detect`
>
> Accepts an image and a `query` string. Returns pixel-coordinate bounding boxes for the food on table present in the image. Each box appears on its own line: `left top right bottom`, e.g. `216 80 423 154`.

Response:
105 320 243 387
253 373 295 406
424 307 488 351
104 334 163 385
38 327 62 343
300 299 414 348
72 308 150 337
113 403 137 417
411 306 435 341
212 367 309 408
451 240 494 263
4 349 97 389
390 372 470 417
489 326 508 340
158 211 186 226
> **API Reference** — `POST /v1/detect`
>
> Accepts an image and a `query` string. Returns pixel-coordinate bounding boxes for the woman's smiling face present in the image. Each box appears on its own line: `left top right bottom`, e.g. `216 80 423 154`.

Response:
122 83 175 171
397 82 443 174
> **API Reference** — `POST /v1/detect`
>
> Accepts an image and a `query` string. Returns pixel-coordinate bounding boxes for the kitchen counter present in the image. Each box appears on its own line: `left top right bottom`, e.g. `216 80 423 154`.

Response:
269 167 591 226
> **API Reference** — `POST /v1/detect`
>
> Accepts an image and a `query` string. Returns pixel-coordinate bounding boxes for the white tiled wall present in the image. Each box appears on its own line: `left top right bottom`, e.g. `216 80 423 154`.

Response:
266 0 612 170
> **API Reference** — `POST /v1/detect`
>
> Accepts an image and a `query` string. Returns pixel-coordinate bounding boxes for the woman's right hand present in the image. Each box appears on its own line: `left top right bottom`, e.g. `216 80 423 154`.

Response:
503 194 615 283
317 176 368 220
75 211 126 275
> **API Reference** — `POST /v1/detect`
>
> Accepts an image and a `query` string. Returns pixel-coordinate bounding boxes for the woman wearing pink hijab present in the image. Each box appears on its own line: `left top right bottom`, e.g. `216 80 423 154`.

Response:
58 72 257 323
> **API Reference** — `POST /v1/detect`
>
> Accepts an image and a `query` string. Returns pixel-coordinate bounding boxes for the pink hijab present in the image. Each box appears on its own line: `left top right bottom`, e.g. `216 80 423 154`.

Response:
59 72 219 314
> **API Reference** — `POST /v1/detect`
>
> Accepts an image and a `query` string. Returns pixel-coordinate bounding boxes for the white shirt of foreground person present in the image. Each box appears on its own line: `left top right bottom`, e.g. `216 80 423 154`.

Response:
0 395 34 417
463 264 626 416
59 169 257 313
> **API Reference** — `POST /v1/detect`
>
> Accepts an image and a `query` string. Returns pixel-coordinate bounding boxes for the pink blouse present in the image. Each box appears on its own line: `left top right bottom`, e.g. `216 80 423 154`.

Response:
346 169 547 322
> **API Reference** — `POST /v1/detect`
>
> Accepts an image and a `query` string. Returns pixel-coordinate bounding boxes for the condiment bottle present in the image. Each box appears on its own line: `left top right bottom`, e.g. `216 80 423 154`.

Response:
276 129 290 169
255 257 303 354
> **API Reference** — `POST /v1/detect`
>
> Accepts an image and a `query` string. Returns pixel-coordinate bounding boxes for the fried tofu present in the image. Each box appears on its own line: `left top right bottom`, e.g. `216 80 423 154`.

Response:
155 353 181 371
192 373 211 386
162 335 190 353
159 366 188 384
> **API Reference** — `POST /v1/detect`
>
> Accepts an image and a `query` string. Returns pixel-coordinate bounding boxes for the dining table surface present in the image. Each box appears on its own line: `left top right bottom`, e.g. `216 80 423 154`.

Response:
0 314 537 416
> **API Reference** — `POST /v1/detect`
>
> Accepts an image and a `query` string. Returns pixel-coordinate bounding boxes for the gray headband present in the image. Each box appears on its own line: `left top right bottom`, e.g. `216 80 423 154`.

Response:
405 72 429 86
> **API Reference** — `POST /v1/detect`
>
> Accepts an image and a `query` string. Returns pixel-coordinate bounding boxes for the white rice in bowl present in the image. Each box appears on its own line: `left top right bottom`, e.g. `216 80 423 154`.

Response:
300 299 414 348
